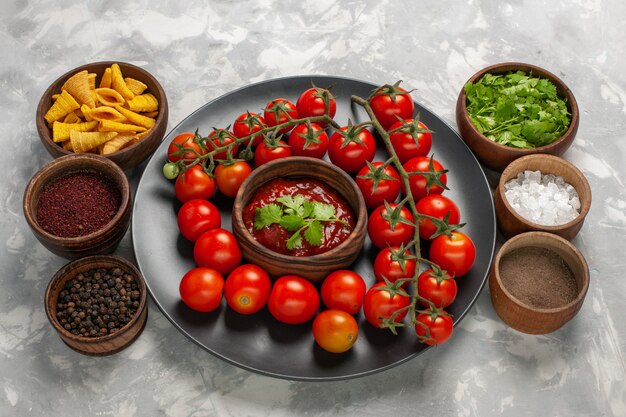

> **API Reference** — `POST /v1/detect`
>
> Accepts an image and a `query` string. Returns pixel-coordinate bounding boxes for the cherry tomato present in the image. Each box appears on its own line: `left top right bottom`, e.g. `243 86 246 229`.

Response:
417 268 457 308
320 270 366 315
193 228 242 275
402 156 447 201
268 275 320 324
369 85 414 130
296 87 337 126
363 282 410 328
215 161 252 198
167 132 206 164
428 231 476 278
179 267 224 312
367 203 415 249
224 264 272 315
206 128 239 160
288 122 329 159
415 311 453 346
355 162 401 209
233 112 266 147
177 199 221 242
163 162 180 180
416 194 461 240
388 119 432 163
264 98 298 134
254 140 292 166
174 165 216 203
373 246 416 284
312 310 358 353
328 124 376 174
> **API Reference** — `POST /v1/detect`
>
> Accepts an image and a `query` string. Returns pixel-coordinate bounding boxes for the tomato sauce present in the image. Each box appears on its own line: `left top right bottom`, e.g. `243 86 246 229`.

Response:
242 178 356 256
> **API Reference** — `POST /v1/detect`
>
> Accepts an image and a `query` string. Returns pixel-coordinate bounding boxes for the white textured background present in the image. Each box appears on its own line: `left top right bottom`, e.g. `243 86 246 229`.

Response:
1 0 625 416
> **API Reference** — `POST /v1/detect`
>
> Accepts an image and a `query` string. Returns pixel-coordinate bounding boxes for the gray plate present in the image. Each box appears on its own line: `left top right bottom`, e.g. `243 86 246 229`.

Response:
132 75 496 381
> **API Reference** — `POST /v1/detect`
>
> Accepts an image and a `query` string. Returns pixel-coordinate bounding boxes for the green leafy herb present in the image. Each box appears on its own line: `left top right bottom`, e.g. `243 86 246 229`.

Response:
254 194 348 250
253 203 283 229
303 220 323 246
464 71 571 148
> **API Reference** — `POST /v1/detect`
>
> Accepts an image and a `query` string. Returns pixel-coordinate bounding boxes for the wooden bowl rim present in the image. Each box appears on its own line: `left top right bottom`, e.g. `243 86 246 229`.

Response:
492 231 589 313
497 153 592 230
36 60 168 158
23 153 131 243
44 255 148 343
457 61 579 154
232 156 367 263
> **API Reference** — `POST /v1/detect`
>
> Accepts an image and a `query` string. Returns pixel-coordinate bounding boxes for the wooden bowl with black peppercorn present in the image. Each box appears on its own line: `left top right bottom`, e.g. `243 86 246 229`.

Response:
36 61 169 171
232 157 367 282
456 62 579 172
489 231 589 334
45 255 148 356
23 153 132 259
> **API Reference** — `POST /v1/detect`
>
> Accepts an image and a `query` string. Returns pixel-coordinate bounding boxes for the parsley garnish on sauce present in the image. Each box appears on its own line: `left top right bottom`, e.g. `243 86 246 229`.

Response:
254 194 347 250
464 71 571 148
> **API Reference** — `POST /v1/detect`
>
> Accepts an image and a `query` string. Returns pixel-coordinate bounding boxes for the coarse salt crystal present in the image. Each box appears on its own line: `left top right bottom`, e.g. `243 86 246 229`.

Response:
504 170 580 226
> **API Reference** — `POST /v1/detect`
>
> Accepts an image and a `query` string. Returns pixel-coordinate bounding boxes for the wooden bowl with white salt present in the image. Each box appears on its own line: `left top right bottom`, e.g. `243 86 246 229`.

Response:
493 154 591 240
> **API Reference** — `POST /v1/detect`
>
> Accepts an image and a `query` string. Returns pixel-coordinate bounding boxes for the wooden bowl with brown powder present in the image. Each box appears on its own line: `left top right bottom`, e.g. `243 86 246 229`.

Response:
23 154 131 259
489 231 589 334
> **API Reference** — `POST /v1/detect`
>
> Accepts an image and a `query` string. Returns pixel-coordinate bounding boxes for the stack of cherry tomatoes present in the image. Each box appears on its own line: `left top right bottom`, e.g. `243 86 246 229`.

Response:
163 82 476 353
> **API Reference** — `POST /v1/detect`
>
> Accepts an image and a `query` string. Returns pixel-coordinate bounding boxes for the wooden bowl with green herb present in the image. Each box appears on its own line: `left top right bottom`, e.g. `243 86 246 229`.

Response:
489 231 589 334
456 62 579 172
232 157 367 282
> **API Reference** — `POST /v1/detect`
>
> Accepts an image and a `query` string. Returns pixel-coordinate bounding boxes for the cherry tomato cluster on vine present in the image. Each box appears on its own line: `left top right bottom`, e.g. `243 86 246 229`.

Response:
163 80 481 350
164 86 345 201
356 82 482 345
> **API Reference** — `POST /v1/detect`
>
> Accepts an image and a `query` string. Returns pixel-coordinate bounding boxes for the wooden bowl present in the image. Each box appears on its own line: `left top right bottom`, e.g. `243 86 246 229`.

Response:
489 231 589 334
493 154 591 240
45 255 148 355
232 157 367 282
23 154 132 259
36 61 168 171
456 62 579 172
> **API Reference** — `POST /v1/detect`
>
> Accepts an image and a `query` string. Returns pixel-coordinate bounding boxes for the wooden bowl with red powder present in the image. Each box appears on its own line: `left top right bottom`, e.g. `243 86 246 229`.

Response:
23 154 131 259
489 231 589 334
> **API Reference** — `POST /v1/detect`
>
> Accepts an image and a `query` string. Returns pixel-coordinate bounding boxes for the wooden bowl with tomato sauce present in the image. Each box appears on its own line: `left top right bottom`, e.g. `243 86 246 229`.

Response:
456 62 579 172
232 157 367 282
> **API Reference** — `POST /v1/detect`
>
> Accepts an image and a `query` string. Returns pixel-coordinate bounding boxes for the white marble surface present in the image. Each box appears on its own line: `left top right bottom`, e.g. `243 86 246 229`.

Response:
2 0 625 415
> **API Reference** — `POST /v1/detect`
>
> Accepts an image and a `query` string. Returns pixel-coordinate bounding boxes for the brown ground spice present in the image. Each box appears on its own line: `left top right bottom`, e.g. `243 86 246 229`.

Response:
499 246 578 309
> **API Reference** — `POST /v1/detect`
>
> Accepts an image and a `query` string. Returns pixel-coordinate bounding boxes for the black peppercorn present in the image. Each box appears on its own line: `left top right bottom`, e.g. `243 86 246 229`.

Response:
55 266 141 338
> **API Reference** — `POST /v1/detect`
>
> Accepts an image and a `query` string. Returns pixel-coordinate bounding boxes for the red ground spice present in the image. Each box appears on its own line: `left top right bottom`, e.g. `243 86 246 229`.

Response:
36 172 122 238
